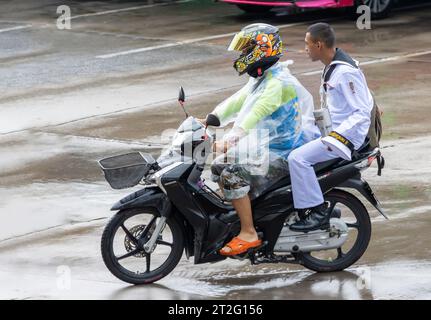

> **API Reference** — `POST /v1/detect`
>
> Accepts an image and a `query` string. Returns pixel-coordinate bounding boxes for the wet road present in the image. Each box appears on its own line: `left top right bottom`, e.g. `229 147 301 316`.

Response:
0 0 430 299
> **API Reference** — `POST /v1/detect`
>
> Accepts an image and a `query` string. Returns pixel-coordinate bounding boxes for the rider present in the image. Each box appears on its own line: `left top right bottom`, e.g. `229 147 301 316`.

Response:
288 23 374 232
201 23 319 256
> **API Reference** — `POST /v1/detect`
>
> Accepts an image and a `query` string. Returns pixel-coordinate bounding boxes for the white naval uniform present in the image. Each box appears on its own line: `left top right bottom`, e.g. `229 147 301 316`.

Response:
288 50 374 209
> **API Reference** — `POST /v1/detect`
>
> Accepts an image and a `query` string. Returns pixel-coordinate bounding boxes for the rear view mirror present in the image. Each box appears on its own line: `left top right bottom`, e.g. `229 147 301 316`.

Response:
205 113 220 127
178 86 185 103
177 86 188 118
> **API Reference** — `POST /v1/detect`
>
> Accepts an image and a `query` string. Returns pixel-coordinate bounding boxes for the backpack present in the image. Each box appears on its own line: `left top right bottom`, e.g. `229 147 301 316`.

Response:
368 91 383 149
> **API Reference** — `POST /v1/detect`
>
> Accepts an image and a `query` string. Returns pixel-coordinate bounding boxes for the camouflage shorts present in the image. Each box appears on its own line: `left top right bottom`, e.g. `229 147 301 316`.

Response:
210 154 289 201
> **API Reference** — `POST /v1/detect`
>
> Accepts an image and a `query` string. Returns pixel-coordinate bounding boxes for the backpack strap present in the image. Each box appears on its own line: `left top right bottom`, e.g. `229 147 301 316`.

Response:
322 48 359 92
322 64 337 92
322 60 358 92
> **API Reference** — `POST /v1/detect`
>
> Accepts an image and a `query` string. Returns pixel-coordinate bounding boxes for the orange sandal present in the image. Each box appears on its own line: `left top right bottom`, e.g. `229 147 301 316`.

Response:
219 237 262 256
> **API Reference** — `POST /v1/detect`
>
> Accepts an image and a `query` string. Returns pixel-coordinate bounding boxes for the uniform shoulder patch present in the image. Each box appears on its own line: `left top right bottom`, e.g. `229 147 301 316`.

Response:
349 81 356 94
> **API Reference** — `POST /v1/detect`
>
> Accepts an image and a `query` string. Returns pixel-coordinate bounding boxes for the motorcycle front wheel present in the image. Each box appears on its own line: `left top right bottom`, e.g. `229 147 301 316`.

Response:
101 208 184 285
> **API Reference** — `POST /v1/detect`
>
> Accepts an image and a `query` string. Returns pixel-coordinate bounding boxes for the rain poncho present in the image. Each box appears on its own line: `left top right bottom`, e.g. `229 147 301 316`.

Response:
213 61 319 156
210 61 320 200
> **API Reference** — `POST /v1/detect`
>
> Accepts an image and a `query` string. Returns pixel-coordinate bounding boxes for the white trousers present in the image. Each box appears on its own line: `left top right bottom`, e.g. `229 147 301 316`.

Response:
287 138 349 209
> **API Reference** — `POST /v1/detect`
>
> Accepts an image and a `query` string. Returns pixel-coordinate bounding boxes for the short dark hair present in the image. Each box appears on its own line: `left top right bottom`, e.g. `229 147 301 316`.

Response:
307 23 336 48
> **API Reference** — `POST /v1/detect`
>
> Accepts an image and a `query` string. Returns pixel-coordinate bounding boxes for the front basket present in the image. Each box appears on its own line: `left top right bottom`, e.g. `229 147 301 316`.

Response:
98 152 155 189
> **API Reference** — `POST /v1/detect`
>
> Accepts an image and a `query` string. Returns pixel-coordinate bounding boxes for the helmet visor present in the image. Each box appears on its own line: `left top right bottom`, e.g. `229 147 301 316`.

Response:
227 31 252 51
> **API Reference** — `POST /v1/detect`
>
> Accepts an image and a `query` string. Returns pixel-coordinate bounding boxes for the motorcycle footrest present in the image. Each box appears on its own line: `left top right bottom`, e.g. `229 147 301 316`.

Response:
249 241 268 252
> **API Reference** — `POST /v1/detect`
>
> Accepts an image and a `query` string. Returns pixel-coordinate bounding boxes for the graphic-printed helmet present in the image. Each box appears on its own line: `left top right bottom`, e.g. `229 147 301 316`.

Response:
228 23 283 76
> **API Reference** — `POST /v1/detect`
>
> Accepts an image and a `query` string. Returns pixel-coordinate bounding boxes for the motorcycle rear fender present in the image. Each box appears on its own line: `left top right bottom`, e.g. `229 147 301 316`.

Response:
339 175 389 219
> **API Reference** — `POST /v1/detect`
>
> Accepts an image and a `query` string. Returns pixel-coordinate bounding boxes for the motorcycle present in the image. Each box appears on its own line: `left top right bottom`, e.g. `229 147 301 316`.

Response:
99 87 387 285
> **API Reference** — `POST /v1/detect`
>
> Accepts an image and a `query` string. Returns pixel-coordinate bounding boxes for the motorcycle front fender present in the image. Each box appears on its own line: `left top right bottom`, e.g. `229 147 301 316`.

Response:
111 186 171 217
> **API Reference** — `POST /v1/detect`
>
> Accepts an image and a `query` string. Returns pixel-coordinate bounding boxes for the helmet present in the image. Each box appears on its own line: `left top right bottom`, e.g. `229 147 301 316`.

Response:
228 23 283 77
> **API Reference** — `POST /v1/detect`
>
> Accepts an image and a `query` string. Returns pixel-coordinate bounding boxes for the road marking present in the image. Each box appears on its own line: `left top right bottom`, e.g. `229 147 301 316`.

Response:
69 0 194 20
44 131 165 148
96 22 307 59
360 50 431 65
0 24 32 33
300 50 431 76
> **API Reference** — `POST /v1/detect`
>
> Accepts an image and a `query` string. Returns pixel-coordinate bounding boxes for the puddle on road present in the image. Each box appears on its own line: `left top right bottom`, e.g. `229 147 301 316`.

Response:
158 260 431 299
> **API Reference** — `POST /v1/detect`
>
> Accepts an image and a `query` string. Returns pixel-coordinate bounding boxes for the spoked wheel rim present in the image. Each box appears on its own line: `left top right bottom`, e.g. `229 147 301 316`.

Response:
111 212 175 277
300 192 371 267
364 0 392 14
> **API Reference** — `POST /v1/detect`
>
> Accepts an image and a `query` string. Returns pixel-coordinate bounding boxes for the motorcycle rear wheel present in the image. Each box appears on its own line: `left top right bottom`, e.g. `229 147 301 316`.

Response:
298 189 372 272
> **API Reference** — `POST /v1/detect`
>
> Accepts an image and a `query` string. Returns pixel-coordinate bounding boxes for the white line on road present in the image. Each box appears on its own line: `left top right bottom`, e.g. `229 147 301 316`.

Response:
69 0 194 20
0 24 32 33
96 22 307 59
360 50 431 65
43 131 164 148
300 50 431 76
0 1 193 35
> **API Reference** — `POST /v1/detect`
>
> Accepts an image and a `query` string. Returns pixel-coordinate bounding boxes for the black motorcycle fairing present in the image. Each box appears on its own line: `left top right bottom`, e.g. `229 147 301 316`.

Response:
161 163 221 263
111 186 171 217
162 164 208 225
251 186 295 252
194 188 233 213
199 214 236 263
318 161 361 193
171 206 195 260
